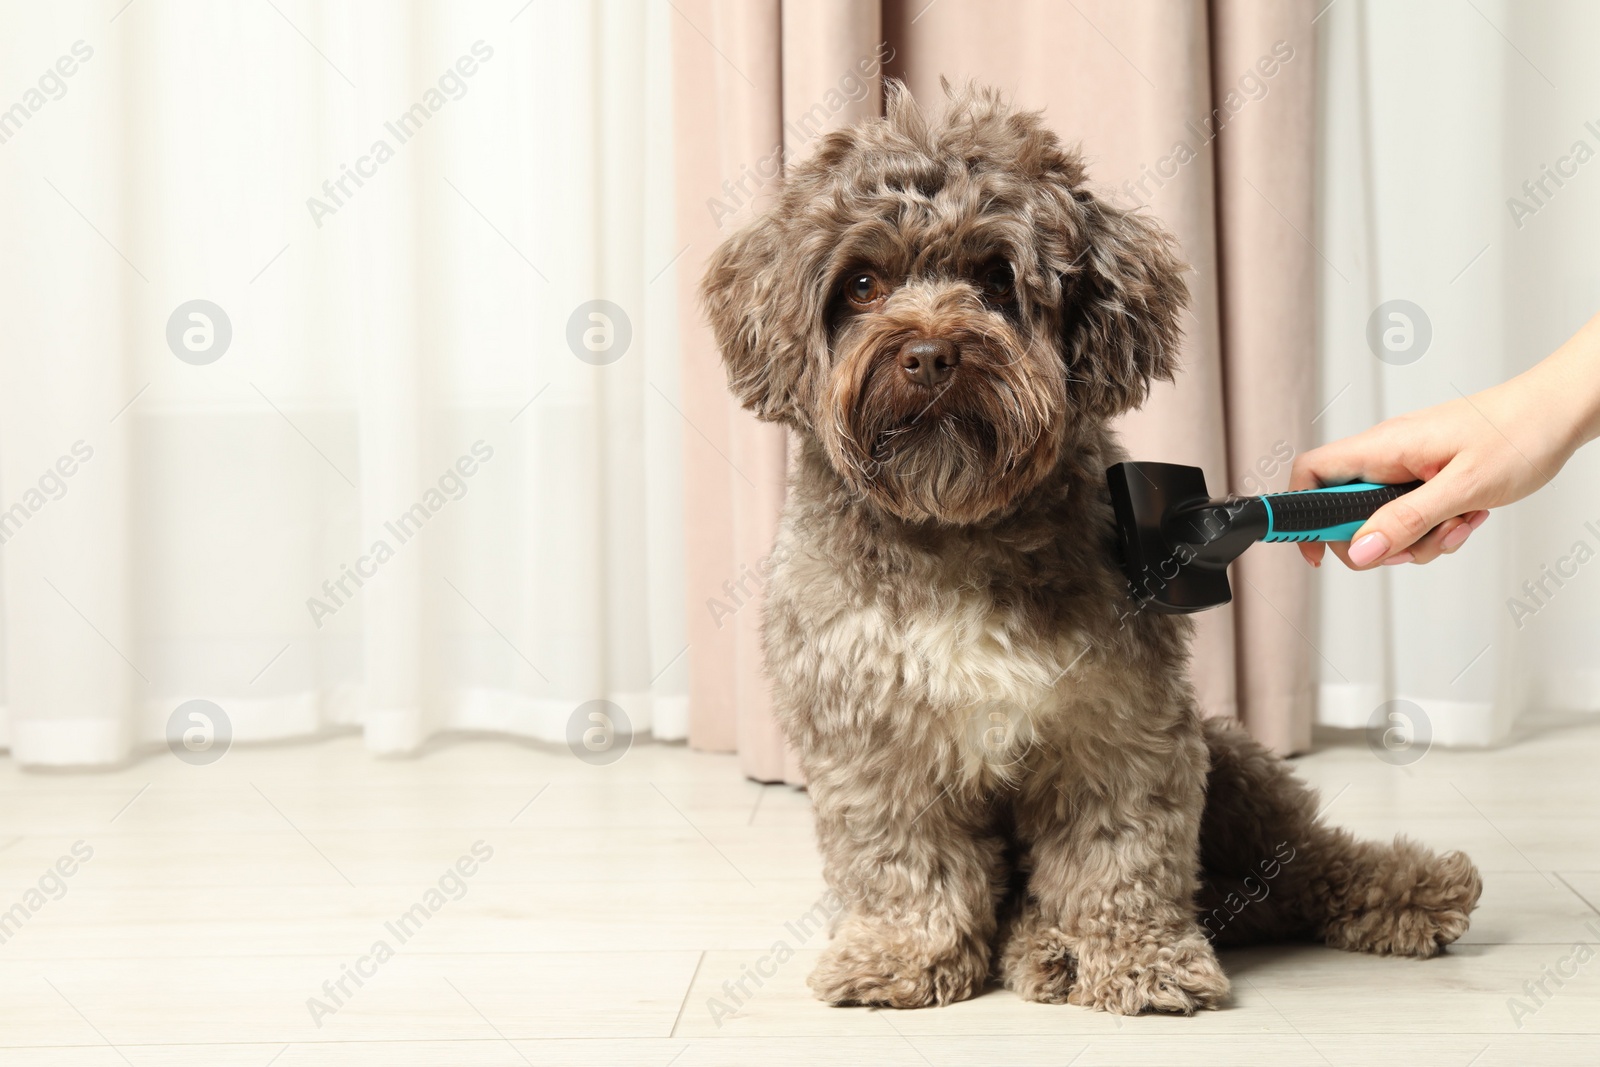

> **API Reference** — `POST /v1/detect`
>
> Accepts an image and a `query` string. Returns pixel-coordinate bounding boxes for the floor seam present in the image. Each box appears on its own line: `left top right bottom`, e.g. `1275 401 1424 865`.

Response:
669 949 706 1038
1553 870 1600 916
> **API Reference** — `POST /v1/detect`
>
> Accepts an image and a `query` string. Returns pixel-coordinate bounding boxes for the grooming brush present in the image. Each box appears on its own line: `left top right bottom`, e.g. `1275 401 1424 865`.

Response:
1105 460 1421 613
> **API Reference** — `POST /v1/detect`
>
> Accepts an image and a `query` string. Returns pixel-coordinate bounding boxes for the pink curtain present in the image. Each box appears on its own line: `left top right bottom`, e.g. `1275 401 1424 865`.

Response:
673 0 1318 780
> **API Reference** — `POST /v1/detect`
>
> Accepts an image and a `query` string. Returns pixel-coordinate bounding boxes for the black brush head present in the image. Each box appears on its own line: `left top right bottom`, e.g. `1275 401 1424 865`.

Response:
1105 461 1236 614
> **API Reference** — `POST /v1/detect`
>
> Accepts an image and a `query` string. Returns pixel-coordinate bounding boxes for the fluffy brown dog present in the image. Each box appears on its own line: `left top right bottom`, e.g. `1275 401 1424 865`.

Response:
701 83 1481 1015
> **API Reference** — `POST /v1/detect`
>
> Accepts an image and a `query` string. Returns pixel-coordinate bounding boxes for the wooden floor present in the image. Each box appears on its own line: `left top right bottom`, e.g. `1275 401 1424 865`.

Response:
3 714 1600 1066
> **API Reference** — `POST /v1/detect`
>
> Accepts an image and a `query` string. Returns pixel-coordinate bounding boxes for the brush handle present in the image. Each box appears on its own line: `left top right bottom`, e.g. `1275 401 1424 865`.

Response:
1258 481 1423 542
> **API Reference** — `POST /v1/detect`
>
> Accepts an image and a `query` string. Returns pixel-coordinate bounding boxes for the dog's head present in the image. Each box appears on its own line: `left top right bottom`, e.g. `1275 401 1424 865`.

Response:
703 82 1187 525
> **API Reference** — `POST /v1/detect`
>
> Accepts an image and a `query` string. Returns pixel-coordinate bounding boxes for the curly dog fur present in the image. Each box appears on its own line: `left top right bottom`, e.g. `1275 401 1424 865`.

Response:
701 82 1481 1015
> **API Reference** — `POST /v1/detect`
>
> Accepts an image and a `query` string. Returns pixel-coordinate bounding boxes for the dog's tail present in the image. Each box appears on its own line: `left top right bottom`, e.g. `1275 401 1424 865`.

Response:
1195 718 1481 957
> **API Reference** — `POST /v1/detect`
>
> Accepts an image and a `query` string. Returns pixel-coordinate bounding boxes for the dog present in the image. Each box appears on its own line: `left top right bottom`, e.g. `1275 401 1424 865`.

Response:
700 82 1481 1015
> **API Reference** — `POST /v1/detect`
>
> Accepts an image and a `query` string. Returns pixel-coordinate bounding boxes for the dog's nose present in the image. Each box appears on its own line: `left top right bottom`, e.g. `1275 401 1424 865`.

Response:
897 339 960 388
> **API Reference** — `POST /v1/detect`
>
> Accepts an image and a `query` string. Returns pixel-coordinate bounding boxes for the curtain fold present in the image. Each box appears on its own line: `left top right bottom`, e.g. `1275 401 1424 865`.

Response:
0 0 688 767
670 0 787 776
1313 0 1600 745
1209 0 1319 754
673 0 1320 779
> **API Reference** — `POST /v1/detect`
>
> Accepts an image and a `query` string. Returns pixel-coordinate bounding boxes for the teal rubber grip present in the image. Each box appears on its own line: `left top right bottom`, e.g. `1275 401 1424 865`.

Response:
1259 481 1421 543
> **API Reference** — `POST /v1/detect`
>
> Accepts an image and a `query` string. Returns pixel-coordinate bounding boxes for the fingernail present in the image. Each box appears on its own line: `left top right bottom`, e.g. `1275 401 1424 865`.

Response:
1441 524 1472 551
1468 510 1490 530
1381 551 1415 566
1349 532 1390 567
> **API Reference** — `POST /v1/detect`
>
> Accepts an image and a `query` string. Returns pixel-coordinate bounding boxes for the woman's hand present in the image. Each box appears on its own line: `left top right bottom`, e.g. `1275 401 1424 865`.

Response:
1291 312 1600 569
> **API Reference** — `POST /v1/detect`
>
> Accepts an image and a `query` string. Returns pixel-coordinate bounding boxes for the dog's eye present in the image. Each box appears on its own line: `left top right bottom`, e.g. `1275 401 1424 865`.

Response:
981 263 1015 303
844 272 885 308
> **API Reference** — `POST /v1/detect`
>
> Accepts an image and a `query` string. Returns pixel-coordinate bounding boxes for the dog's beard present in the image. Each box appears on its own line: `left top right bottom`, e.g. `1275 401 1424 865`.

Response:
819 315 1067 525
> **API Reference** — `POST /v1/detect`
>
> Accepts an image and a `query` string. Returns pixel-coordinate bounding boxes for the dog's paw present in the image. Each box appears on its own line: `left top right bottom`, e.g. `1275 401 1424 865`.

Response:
809 928 988 1009
1322 842 1482 958
998 923 1077 1004
1066 933 1229 1015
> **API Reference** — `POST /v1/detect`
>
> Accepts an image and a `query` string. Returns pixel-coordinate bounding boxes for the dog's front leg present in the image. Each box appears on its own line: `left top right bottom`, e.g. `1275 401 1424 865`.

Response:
1007 709 1229 1015
805 769 1000 1009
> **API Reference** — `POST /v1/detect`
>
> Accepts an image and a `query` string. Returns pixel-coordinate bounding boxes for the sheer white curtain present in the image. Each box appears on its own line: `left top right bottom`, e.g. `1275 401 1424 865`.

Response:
0 0 688 766
1314 0 1600 745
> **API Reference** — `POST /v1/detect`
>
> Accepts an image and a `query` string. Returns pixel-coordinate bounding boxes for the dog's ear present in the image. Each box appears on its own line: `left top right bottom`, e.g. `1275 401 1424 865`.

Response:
1061 191 1189 418
700 210 815 426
